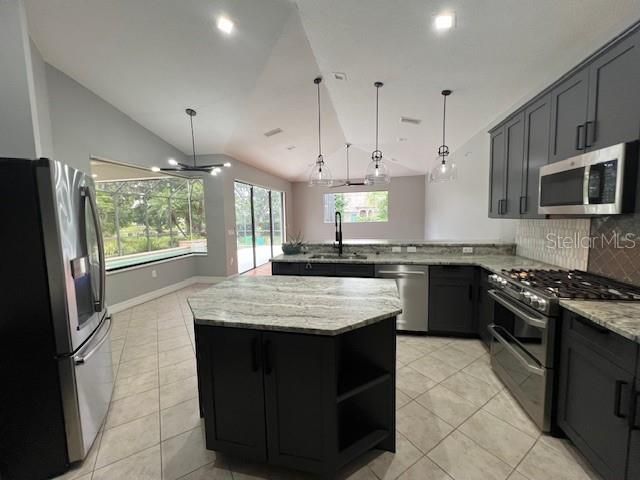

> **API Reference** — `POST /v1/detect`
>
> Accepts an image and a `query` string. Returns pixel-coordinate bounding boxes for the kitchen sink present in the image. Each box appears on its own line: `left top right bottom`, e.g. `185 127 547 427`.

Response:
309 254 368 260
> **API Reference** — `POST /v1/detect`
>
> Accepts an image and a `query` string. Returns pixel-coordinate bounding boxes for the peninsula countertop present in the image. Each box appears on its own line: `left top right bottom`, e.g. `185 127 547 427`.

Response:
271 252 640 345
187 275 402 336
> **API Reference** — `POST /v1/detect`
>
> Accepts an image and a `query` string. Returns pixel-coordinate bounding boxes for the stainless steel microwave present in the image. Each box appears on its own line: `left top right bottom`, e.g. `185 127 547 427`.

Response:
538 142 638 215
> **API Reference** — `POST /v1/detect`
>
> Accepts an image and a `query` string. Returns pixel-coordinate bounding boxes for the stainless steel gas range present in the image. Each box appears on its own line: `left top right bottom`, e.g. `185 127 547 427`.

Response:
486 269 640 433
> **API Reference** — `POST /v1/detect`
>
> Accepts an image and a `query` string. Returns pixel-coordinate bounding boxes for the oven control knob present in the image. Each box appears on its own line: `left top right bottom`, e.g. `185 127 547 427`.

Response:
523 292 532 304
530 295 540 308
537 298 547 311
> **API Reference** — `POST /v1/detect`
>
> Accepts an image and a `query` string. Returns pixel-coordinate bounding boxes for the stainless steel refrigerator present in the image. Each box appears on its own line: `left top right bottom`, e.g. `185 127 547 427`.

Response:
0 158 113 480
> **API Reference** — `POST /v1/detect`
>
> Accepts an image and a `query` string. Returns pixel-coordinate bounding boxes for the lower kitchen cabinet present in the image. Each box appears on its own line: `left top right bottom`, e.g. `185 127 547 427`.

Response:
628 377 640 480
476 270 493 348
272 261 375 278
428 266 476 335
195 319 396 478
557 311 639 480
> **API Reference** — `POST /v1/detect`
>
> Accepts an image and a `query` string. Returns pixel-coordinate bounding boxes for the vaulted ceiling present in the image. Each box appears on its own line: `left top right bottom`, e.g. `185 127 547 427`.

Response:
24 0 640 181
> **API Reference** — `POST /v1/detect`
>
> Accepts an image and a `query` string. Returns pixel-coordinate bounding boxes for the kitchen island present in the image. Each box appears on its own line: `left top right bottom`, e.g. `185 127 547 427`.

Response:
188 276 402 479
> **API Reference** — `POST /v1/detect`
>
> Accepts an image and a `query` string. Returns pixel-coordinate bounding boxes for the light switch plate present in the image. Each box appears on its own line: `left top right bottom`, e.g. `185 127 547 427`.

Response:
392 246 402 253
407 246 417 253
462 247 473 254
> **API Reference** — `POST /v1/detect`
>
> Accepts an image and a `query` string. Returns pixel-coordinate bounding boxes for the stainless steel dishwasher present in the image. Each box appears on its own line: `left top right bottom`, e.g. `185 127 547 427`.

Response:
375 265 429 333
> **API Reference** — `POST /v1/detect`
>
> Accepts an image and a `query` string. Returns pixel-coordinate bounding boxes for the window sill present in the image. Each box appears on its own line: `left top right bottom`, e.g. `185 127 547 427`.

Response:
106 252 207 275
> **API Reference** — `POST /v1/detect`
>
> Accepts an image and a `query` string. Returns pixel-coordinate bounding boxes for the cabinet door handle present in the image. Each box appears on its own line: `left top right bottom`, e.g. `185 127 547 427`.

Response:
614 380 628 419
519 196 527 215
263 340 273 375
585 120 595 148
630 389 640 430
575 124 585 150
251 337 260 372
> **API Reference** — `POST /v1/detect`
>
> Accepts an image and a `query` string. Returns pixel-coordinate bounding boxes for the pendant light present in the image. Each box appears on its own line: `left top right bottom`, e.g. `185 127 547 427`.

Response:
151 108 231 175
365 82 391 185
308 76 333 186
331 143 365 188
429 90 457 183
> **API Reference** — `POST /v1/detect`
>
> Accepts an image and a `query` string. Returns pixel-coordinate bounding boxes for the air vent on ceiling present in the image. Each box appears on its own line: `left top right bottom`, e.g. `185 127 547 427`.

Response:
400 116 422 125
286 145 296 150
332 72 347 81
264 128 283 137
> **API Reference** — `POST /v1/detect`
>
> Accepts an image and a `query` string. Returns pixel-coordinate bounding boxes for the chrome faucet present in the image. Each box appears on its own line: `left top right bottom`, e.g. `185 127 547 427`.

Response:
334 211 343 256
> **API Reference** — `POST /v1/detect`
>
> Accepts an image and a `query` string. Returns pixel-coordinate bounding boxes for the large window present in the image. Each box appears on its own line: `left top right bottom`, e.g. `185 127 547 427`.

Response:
323 191 389 223
92 160 207 270
234 181 285 273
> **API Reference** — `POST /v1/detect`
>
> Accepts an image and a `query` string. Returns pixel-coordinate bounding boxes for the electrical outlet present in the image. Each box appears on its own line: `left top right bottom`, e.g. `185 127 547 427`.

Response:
392 246 402 253
407 246 417 253
462 247 473 254
151 269 157 278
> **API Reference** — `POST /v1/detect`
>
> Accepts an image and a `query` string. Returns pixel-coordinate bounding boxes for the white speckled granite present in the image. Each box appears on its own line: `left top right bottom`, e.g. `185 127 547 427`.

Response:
187 276 402 335
272 253 640 344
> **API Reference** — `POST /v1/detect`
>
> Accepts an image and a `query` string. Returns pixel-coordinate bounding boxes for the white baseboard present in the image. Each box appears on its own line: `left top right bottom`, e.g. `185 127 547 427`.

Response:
109 276 227 314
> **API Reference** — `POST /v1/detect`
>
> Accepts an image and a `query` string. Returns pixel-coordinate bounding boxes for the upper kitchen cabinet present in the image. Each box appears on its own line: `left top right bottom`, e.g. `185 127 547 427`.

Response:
503 113 525 218
521 95 551 218
488 128 506 218
549 68 590 163
488 112 531 219
586 30 640 151
550 29 640 163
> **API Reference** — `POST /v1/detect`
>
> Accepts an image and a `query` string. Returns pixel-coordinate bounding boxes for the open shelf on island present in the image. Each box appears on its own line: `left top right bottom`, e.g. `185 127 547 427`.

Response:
337 357 390 403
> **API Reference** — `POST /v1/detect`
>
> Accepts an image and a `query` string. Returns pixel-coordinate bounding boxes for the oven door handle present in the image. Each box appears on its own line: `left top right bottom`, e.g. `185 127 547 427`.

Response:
488 289 548 329
488 324 545 376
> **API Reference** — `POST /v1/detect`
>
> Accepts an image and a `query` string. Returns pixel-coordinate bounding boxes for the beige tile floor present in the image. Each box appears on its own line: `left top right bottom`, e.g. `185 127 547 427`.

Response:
55 285 602 480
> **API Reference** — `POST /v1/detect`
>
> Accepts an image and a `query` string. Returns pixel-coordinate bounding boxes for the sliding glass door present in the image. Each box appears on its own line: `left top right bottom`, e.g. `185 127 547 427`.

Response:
234 181 285 273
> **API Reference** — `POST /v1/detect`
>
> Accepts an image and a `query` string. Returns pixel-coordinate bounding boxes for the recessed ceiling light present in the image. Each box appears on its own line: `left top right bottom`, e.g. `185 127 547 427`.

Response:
217 16 234 34
151 166 161 172
264 127 283 137
332 72 347 81
398 137 408 142
286 145 296 151
434 13 455 31
91 173 98 178
168 158 178 166
400 116 422 125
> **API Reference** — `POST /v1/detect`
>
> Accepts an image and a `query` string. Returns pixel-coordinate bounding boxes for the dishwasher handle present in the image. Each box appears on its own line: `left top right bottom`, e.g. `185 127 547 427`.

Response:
377 270 426 277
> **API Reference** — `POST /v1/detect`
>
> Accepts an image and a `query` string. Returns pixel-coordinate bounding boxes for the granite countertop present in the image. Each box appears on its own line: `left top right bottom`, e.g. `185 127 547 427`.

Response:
271 252 640 345
187 276 402 336
271 252 557 274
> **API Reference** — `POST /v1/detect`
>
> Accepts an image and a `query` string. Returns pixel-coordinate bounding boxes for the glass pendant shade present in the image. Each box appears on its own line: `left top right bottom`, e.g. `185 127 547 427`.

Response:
365 156 391 185
430 157 457 183
308 155 333 186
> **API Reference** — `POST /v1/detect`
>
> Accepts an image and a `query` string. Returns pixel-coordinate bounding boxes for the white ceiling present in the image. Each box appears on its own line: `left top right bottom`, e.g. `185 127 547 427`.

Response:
25 0 640 181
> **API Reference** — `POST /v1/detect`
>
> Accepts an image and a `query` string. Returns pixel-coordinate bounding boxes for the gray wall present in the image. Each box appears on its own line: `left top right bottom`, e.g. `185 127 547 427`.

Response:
0 1 47 159
105 256 197 305
292 176 425 242
424 129 517 242
196 154 294 276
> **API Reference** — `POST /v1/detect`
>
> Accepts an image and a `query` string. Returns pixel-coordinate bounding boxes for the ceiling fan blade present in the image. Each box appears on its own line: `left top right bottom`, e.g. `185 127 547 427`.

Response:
197 163 224 168
330 182 348 188
347 181 366 186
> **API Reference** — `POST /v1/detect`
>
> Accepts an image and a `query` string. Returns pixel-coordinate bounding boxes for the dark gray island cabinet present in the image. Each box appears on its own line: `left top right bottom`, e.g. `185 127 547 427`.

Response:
188 276 402 479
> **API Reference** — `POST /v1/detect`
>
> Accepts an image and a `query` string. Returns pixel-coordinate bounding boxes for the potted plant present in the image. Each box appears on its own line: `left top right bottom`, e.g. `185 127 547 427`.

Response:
282 232 305 255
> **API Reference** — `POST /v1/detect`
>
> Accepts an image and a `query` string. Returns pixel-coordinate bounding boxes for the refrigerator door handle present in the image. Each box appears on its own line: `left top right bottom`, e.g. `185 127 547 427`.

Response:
81 186 106 312
74 316 112 365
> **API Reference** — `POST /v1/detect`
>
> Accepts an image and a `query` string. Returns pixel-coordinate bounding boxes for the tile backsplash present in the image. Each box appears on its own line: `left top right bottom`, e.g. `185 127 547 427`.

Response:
516 219 590 270
588 213 640 287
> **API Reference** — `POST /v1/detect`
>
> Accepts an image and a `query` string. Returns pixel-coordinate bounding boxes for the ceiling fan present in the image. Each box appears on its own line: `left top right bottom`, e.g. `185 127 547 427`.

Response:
151 108 231 176
331 143 366 187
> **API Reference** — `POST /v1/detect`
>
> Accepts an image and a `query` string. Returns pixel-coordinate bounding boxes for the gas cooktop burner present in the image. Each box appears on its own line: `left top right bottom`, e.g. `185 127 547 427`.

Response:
501 269 640 301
